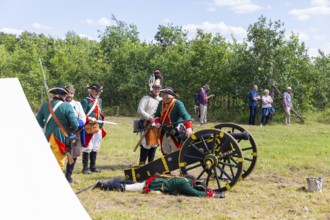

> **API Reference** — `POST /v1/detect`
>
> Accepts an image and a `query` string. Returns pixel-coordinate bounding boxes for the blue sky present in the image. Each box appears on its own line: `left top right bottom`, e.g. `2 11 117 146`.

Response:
1 0 329 57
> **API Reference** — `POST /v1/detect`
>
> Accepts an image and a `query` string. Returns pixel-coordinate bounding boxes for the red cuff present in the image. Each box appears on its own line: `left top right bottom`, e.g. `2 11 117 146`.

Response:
155 117 160 124
206 191 214 198
185 121 193 129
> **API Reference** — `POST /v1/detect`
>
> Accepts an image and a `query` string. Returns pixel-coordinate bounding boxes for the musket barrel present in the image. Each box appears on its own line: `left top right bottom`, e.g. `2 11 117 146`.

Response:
38 57 51 102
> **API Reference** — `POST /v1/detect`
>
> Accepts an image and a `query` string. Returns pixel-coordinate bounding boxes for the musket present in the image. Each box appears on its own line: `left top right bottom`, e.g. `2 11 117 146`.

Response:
39 57 74 165
133 119 192 152
39 57 51 102
75 183 97 195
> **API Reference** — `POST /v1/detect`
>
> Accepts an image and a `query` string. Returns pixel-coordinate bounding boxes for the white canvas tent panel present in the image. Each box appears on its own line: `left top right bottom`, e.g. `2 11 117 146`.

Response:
0 78 90 220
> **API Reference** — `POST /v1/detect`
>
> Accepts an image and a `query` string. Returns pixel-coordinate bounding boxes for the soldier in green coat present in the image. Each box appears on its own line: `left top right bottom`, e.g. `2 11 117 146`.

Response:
154 86 193 155
36 86 79 169
92 174 224 198
80 83 107 174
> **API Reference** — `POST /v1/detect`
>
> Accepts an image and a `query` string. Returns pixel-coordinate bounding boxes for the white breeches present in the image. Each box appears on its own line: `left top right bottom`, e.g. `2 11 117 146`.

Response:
82 130 102 153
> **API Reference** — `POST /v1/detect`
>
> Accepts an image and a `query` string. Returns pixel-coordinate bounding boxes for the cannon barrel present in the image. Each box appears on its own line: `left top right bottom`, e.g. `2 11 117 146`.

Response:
229 132 250 140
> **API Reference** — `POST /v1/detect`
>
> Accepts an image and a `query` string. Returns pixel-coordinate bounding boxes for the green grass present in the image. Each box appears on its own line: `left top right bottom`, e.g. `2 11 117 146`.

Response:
70 113 330 220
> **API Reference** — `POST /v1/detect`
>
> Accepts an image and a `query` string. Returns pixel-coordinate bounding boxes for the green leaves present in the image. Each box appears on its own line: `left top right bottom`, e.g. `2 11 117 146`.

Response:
0 15 329 118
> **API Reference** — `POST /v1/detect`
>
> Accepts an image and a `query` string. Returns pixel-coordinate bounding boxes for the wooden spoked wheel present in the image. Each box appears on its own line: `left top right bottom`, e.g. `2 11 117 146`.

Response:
179 129 243 192
214 123 257 179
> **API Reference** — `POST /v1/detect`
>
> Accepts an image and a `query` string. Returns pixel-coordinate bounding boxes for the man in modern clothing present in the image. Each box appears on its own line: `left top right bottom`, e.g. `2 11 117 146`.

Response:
283 86 293 125
248 85 261 125
199 84 214 124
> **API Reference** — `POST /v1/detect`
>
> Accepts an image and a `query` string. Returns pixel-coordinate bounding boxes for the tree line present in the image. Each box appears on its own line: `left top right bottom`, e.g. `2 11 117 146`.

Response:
0 15 329 122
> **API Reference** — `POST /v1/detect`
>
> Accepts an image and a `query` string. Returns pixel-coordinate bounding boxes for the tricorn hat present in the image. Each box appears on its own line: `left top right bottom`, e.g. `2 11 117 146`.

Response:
88 83 103 92
193 180 207 192
48 86 69 95
160 86 176 97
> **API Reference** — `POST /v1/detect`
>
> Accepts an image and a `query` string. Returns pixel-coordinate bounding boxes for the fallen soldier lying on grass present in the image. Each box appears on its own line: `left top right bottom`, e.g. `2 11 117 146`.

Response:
92 173 225 198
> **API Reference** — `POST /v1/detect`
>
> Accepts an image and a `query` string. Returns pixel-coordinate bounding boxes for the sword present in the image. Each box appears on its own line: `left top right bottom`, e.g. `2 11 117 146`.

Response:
96 120 118 125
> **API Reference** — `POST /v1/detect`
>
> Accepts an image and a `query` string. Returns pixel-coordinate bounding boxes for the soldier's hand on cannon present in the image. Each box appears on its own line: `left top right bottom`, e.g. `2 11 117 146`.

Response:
186 128 193 137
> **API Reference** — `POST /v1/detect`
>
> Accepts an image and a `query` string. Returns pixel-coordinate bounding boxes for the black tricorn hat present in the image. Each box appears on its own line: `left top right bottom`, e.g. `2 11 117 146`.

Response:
160 86 177 97
48 86 69 95
88 83 103 92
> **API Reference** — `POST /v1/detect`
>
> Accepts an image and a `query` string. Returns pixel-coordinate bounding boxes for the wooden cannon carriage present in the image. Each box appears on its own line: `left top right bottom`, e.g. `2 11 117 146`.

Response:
124 123 257 192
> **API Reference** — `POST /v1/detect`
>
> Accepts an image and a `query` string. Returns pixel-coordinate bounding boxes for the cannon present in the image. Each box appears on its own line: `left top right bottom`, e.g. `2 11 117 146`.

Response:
124 123 258 192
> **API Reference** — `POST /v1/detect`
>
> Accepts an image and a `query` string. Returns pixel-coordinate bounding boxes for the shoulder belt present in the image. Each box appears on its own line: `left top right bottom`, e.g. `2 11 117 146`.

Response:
44 101 63 133
86 97 99 116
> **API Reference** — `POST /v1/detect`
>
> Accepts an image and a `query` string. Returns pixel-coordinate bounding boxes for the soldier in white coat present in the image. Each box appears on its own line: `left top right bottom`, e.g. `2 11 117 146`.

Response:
137 78 162 165
65 84 86 183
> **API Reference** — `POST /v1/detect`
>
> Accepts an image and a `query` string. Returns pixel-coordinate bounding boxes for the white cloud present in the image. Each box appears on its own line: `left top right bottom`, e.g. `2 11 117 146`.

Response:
289 3 330 21
311 0 330 6
285 32 309 42
78 34 94 40
308 47 320 57
83 17 112 26
161 18 172 23
307 43 330 57
297 32 309 41
32 23 53 30
212 0 262 13
0 28 24 35
98 17 112 26
183 21 246 38
313 34 326 40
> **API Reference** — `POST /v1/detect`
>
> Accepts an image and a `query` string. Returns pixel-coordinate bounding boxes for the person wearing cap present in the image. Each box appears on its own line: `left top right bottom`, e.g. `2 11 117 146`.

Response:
80 83 107 174
92 173 224 198
36 86 79 169
154 86 193 155
199 84 214 125
64 84 86 183
136 77 162 165
248 85 261 125
283 86 293 125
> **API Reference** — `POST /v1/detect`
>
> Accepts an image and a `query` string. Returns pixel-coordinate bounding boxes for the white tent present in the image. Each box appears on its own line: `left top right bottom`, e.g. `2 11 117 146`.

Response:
0 78 90 220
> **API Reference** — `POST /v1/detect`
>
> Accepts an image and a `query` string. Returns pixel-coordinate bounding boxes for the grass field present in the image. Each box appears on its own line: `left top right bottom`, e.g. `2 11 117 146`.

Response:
70 114 330 220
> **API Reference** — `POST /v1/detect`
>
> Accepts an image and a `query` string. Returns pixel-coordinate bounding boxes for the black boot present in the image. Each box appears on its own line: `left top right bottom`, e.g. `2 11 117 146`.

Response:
66 158 77 183
139 145 149 165
148 147 157 163
102 177 124 191
82 152 91 174
90 151 101 172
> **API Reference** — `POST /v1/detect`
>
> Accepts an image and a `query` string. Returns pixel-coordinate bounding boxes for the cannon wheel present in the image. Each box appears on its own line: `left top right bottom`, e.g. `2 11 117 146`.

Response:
214 123 257 179
179 129 243 192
